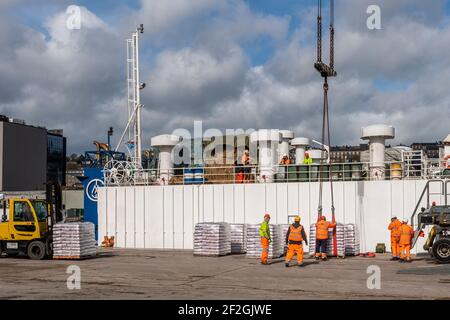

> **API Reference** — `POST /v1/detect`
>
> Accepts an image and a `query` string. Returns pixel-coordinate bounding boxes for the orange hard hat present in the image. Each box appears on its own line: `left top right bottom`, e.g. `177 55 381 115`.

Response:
264 213 271 219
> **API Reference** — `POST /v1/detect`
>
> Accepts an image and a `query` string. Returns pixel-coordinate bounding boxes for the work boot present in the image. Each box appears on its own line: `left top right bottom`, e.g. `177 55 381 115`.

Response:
321 256 327 261
297 263 304 268
285 263 289 268
390 257 398 261
315 256 320 261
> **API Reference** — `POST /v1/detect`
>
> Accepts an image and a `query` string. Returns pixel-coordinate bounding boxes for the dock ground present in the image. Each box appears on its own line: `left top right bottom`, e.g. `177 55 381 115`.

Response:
0 249 449 300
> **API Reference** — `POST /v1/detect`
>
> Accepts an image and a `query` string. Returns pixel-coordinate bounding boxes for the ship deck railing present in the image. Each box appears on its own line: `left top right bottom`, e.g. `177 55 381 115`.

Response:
102 159 450 187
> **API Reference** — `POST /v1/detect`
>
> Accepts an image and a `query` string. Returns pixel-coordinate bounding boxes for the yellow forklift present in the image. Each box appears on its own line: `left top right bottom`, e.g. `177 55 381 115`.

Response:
411 180 450 263
0 183 62 260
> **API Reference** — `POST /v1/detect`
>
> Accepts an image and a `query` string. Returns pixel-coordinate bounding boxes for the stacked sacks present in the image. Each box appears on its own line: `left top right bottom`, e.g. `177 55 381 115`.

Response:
230 224 247 254
308 224 318 255
246 224 283 259
193 223 231 256
308 223 345 257
344 224 360 256
53 222 97 259
280 224 290 255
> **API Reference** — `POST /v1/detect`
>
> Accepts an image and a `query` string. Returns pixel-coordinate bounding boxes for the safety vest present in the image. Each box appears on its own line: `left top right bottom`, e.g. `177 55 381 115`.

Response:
388 220 402 238
288 225 303 242
303 157 312 165
259 221 270 239
316 220 332 240
399 224 413 245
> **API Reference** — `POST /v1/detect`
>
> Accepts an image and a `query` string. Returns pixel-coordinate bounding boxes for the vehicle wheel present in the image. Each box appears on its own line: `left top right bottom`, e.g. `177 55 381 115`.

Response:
432 238 450 264
27 241 46 260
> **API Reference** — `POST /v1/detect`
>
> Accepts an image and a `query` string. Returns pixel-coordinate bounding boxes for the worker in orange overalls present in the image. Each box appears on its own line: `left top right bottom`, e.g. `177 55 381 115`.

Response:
314 216 336 260
259 213 271 265
398 219 414 263
388 216 402 261
242 149 251 183
279 154 291 165
285 216 308 267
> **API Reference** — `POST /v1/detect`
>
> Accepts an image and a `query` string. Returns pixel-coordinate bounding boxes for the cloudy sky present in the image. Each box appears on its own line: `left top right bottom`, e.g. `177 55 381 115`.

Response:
0 0 449 153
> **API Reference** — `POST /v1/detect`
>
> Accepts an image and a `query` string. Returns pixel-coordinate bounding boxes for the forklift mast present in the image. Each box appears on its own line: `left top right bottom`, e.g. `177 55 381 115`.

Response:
46 182 63 227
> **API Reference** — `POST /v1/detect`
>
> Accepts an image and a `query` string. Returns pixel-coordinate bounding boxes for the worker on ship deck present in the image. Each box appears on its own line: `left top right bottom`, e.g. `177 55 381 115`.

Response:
303 152 312 165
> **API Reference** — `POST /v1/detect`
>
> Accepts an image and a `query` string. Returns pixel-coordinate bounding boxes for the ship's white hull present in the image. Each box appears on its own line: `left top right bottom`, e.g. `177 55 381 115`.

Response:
97 180 446 254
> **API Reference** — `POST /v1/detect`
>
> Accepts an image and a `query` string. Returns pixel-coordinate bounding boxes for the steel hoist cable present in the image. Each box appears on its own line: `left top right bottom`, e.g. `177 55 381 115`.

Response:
315 0 338 256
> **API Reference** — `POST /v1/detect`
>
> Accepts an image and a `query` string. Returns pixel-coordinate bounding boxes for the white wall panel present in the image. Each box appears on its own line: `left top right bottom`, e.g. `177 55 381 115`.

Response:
233 185 246 223
147 187 164 248
105 188 117 238
265 184 278 223
183 186 194 249
245 184 266 224
213 185 225 222
115 188 126 248
275 184 288 225
173 187 185 249
134 188 145 248
163 187 174 248
97 187 107 241
287 184 299 221
98 180 434 254
203 186 215 222
125 188 135 248
223 185 235 223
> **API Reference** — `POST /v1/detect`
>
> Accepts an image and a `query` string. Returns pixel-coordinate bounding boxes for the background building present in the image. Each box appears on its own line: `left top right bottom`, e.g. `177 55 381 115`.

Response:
0 116 67 192
410 142 443 159
329 144 369 163
0 118 47 191
47 129 67 186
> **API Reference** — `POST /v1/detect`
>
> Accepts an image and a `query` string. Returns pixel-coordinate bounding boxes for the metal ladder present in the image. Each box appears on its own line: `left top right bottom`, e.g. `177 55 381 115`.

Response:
410 180 449 248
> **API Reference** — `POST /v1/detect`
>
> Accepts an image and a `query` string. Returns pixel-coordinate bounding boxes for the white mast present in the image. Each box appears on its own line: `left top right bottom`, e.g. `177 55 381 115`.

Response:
116 24 145 168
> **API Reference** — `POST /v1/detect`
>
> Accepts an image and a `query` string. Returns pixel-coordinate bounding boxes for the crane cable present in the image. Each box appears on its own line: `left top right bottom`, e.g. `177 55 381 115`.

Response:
316 0 337 256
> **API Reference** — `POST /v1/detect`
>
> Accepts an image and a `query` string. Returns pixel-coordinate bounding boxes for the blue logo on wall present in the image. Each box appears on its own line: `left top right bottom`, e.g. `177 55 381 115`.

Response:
86 179 104 202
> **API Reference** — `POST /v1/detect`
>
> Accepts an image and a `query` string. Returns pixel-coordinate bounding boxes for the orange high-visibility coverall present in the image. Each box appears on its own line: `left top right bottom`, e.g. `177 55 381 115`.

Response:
260 237 269 264
398 224 414 261
315 219 336 258
388 219 402 258
285 224 307 265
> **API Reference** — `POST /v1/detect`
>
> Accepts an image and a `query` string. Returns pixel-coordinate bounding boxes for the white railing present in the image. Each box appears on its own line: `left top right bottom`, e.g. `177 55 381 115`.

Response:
102 159 450 187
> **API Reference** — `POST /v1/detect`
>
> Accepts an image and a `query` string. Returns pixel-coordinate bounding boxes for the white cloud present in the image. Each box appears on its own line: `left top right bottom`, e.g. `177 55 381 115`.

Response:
0 0 449 154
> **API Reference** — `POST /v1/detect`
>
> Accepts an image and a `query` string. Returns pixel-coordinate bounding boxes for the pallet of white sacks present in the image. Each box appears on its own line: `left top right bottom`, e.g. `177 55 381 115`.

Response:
193 223 232 257
245 224 284 259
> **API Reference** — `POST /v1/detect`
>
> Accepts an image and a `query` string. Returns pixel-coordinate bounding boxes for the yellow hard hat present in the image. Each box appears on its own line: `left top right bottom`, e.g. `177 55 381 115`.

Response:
294 216 301 222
